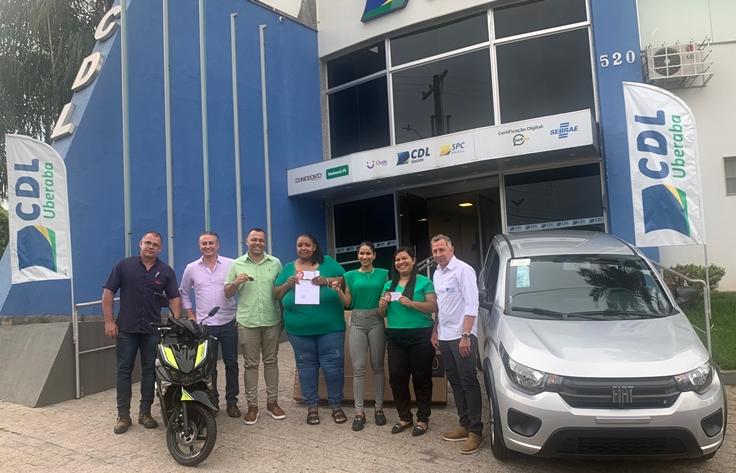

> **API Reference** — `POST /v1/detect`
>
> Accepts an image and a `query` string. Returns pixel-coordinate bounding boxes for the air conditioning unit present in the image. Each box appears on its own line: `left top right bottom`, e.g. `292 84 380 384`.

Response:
644 40 713 89
646 43 702 79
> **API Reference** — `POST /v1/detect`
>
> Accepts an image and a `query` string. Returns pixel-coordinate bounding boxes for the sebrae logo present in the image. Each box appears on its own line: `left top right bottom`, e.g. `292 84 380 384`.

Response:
550 122 579 139
641 184 690 236
361 0 409 23
17 225 58 272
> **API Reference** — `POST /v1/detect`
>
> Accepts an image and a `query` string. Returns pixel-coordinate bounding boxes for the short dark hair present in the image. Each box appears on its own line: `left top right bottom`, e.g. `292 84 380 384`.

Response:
141 231 163 242
246 228 267 240
199 231 219 241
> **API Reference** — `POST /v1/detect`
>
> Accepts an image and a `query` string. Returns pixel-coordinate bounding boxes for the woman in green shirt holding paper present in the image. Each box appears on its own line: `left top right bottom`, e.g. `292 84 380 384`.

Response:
335 241 389 431
274 233 347 426
377 246 438 437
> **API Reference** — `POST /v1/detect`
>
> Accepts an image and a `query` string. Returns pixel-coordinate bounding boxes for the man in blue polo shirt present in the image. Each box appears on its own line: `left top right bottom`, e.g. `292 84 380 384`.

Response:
102 231 181 434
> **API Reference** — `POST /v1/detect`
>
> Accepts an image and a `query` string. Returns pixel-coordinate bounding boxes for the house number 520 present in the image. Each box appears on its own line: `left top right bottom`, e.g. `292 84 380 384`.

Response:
599 50 637 68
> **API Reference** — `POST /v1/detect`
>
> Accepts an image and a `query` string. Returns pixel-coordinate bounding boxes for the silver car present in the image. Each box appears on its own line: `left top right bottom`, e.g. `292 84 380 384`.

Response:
477 231 727 460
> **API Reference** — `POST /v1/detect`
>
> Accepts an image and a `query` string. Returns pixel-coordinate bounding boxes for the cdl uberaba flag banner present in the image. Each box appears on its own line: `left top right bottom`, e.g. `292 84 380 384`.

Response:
623 82 704 247
5 134 72 283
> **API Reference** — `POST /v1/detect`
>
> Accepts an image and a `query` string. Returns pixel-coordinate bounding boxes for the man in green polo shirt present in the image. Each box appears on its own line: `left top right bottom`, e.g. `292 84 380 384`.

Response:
225 228 284 425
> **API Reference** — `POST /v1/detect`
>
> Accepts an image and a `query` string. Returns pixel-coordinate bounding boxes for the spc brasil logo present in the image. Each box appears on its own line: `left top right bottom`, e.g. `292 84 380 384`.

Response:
439 141 466 157
17 225 58 272
397 147 430 165
550 122 579 139
361 0 409 23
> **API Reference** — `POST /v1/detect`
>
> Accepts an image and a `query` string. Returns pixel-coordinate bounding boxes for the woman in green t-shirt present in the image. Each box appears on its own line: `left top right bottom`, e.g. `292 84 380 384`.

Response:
377 246 438 437
273 233 346 426
335 241 389 431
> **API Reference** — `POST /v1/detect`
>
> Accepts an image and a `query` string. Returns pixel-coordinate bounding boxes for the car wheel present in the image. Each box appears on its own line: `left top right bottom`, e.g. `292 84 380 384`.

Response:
485 367 512 460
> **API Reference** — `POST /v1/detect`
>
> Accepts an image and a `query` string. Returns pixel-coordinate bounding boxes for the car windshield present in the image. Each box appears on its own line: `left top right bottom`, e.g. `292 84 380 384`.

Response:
505 254 674 319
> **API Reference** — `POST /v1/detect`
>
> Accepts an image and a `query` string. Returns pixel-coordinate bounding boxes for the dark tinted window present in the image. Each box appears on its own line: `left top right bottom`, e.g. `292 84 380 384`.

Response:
484 250 500 302
392 49 493 144
496 28 593 123
505 164 604 232
329 77 390 158
493 0 587 39
327 42 386 88
391 13 488 66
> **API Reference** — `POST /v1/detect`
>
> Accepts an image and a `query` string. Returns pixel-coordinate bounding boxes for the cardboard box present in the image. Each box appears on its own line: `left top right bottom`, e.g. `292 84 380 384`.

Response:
293 312 448 404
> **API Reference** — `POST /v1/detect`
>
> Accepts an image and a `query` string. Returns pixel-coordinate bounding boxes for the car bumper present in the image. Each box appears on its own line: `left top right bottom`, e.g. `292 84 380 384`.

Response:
493 360 726 459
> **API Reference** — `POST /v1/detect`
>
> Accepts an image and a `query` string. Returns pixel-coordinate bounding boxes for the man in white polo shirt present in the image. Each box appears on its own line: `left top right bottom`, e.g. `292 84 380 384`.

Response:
430 234 483 455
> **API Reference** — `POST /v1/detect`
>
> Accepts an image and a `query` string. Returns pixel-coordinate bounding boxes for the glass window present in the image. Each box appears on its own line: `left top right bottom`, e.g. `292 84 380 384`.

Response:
496 28 594 123
334 194 396 271
390 13 489 66
493 0 587 39
392 49 493 144
725 157 736 195
329 77 390 158
506 255 673 318
483 249 500 302
505 164 604 232
327 42 386 88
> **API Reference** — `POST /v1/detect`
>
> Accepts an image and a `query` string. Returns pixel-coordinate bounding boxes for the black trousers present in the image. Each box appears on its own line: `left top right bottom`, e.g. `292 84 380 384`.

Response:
386 327 435 423
440 335 483 435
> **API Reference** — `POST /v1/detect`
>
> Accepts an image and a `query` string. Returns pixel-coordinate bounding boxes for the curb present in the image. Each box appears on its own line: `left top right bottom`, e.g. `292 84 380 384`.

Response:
721 370 736 386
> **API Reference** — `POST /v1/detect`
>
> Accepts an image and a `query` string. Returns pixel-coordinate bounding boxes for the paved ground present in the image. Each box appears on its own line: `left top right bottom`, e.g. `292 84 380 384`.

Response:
1 342 734 472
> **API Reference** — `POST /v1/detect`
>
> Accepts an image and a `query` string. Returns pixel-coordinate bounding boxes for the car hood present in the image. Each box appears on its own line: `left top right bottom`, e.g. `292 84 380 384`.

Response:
499 312 709 378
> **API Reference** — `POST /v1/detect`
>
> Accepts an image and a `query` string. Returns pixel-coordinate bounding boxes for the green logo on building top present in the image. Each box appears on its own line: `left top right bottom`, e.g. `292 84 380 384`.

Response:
326 165 349 179
361 0 409 23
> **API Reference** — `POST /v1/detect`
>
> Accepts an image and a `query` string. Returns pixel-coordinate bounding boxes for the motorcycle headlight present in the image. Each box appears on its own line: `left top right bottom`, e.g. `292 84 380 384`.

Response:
501 346 563 395
674 361 713 394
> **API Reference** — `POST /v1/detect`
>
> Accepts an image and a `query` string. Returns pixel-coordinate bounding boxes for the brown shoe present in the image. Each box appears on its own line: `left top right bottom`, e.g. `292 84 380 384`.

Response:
243 405 259 425
138 413 159 429
441 425 469 442
460 432 484 454
114 415 132 434
267 402 286 420
226 403 242 418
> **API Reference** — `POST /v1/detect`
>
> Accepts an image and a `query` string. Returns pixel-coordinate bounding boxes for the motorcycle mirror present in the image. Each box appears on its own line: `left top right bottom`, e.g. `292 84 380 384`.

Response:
154 292 170 307
206 306 220 319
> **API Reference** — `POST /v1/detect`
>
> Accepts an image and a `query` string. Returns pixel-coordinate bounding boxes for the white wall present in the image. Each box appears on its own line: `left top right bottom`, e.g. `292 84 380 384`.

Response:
639 1 736 290
316 0 496 58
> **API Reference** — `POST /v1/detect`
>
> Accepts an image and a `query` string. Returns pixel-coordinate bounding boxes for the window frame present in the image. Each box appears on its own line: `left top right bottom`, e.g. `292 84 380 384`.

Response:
725 156 736 196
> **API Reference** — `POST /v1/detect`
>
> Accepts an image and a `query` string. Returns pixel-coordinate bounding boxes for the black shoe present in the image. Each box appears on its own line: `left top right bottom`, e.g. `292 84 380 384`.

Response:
138 413 159 429
226 403 242 418
114 416 132 434
375 409 387 426
352 414 366 432
391 421 412 434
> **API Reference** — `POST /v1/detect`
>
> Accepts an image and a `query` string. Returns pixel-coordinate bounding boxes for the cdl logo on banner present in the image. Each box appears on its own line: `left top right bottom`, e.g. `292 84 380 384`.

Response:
397 147 430 165
623 82 704 247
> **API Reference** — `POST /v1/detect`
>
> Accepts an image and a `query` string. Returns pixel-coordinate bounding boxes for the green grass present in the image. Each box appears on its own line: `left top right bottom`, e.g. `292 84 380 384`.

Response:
683 291 736 370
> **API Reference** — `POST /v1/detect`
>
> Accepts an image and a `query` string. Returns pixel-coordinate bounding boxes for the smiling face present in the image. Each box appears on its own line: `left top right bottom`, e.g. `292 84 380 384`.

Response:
431 238 454 267
198 233 219 258
394 250 415 276
246 230 266 258
139 233 163 260
296 235 316 261
357 245 376 269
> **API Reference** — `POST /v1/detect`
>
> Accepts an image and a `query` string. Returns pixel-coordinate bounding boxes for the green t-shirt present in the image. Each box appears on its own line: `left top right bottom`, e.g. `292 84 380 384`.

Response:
275 255 346 336
344 268 389 310
383 274 435 329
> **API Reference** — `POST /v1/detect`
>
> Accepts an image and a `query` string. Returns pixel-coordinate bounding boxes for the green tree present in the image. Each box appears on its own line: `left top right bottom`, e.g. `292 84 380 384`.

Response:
0 206 7 251
0 0 113 200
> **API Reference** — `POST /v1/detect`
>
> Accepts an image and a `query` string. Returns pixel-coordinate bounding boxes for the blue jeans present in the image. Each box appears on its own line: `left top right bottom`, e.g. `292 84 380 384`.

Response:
288 331 345 408
116 331 159 417
207 320 240 405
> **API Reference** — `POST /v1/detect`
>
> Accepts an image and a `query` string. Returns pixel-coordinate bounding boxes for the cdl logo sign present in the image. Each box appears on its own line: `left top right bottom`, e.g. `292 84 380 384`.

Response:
361 0 409 22
397 147 430 165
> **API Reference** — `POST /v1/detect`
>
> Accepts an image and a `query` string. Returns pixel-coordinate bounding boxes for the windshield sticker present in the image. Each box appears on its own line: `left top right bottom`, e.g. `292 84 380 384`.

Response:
516 266 530 288
510 258 530 267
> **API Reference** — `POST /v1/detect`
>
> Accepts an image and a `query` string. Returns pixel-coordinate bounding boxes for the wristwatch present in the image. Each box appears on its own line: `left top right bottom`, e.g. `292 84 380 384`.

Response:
461 331 470 338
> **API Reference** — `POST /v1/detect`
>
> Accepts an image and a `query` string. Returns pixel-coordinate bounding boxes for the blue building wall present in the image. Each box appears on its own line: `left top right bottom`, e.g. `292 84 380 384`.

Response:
0 0 324 315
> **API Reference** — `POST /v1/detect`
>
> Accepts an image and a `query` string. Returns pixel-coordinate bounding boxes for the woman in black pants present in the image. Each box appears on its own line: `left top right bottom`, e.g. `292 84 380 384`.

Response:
378 246 438 437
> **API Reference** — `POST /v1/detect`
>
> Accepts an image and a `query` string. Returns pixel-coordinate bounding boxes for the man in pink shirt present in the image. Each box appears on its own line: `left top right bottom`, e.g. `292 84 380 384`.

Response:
179 231 240 417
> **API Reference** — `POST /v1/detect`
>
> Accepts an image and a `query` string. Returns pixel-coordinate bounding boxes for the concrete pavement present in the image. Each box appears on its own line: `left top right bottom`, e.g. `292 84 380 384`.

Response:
1 342 734 472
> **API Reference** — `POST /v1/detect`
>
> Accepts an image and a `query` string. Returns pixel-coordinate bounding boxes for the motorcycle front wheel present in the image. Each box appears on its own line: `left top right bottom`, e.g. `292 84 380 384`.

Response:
166 403 217 467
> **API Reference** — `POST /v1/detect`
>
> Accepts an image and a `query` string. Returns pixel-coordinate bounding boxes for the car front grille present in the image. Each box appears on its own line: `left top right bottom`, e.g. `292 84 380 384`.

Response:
559 376 680 409
557 435 687 456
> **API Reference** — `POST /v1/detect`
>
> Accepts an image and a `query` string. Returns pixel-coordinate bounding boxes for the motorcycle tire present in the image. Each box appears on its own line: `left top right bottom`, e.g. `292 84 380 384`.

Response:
166 403 217 467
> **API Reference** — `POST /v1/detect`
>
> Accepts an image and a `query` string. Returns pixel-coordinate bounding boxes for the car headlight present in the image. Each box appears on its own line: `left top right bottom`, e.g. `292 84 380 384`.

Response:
674 361 713 393
500 345 563 394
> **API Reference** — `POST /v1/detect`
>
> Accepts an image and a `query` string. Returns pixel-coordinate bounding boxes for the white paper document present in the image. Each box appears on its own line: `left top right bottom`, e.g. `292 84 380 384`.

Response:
295 270 320 305
389 291 402 301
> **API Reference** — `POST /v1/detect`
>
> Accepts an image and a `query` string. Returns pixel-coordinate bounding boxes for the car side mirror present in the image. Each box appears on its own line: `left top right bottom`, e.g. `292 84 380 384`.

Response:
674 286 698 305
